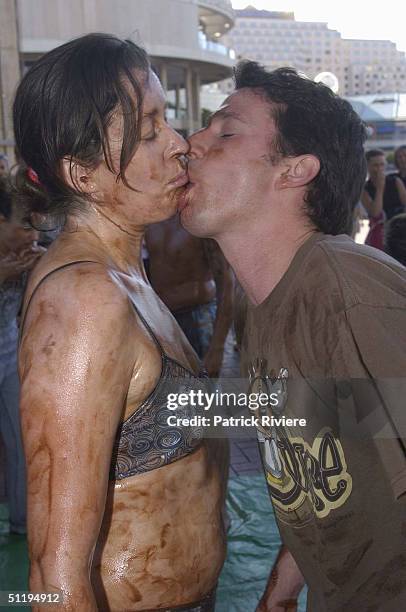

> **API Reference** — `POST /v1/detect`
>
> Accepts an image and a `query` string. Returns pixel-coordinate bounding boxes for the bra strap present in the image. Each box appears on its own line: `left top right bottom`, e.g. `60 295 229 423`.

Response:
129 300 166 357
108 268 167 357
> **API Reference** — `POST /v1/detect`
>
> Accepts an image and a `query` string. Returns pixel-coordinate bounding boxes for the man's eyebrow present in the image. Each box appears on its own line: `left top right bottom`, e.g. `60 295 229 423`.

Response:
207 108 247 127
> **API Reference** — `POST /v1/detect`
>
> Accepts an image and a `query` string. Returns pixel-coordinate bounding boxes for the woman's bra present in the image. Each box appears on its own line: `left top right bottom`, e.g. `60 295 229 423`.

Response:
20 261 209 481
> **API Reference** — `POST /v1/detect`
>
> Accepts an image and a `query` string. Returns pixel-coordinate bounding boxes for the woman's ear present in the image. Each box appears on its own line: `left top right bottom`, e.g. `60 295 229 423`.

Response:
60 158 97 196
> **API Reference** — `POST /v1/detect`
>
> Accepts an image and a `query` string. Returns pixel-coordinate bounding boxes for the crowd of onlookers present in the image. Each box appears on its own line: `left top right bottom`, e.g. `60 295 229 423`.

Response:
1 142 406 536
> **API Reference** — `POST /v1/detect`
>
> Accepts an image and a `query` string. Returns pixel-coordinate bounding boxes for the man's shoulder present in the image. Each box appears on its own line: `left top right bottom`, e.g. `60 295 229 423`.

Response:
312 234 406 310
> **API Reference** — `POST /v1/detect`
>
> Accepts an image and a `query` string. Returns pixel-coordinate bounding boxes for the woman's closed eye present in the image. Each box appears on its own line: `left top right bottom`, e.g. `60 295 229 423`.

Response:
143 131 157 141
220 133 234 138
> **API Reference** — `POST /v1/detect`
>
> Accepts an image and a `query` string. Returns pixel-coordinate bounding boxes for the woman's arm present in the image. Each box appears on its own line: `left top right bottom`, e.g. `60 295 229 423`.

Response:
19 265 135 611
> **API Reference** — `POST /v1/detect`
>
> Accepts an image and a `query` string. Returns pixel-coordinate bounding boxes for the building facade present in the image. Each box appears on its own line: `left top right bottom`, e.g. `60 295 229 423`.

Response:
219 6 406 97
0 0 236 160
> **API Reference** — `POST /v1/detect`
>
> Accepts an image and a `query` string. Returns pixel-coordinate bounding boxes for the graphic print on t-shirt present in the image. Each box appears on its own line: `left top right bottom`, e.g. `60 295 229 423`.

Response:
248 359 353 526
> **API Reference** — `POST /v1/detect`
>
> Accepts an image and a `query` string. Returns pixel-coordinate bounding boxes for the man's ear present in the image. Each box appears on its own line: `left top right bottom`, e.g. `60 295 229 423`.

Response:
276 155 320 190
60 158 97 196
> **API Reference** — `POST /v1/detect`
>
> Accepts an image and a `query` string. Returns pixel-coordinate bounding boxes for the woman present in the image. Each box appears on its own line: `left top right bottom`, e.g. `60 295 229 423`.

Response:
0 177 42 535
14 34 227 611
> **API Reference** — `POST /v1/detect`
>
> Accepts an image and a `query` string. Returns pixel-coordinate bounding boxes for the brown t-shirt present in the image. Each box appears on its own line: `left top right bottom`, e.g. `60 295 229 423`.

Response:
242 232 406 612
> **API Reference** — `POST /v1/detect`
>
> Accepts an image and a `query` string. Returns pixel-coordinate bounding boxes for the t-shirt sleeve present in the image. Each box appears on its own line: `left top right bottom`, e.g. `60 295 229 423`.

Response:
345 303 406 499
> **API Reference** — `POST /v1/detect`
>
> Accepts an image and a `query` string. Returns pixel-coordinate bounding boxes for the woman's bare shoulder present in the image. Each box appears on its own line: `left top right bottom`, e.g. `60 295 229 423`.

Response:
21 259 134 344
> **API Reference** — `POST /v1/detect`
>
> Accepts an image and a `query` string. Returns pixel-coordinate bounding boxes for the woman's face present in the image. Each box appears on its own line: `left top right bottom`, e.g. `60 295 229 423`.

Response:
93 71 189 226
0 208 39 254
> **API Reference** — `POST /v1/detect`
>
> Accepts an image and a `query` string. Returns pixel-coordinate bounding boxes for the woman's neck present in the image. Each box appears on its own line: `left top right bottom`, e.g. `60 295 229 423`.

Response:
64 208 145 273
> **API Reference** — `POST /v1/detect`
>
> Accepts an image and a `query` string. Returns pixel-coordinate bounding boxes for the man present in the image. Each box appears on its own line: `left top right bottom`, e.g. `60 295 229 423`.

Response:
180 62 406 611
145 215 233 376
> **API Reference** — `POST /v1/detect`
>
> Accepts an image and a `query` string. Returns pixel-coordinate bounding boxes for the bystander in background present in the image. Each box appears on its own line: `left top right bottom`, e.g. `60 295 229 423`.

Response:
361 148 406 249
0 175 44 534
391 144 406 187
146 215 234 377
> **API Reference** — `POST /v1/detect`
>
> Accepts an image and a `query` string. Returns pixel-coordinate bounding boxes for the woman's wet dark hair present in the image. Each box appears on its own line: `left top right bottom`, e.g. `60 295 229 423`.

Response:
13 33 150 220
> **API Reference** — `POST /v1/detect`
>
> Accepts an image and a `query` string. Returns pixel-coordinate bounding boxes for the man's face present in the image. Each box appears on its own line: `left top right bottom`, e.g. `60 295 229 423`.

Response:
180 89 281 238
367 154 386 180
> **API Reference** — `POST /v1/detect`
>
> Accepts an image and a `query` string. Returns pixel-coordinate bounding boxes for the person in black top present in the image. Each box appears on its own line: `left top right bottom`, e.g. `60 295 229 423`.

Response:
391 144 406 187
361 149 406 249
362 149 406 220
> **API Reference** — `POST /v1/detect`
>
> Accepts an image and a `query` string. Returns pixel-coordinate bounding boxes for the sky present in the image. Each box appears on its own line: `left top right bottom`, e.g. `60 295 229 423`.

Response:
231 1 406 53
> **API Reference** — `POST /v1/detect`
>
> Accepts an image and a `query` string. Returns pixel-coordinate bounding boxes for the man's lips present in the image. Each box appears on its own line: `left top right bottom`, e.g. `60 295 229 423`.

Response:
177 182 194 212
167 171 189 188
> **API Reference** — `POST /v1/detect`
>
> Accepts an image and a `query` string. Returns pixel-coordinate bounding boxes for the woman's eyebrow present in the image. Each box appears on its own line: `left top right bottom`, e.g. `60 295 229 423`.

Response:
142 109 158 119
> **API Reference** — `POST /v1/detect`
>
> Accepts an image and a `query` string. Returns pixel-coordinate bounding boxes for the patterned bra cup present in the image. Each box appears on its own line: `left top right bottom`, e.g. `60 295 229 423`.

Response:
111 350 209 479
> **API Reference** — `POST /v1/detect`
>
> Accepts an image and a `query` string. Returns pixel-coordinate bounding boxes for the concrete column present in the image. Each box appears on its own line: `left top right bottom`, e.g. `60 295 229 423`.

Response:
0 0 21 163
175 84 180 119
185 64 194 135
193 70 201 129
160 63 168 92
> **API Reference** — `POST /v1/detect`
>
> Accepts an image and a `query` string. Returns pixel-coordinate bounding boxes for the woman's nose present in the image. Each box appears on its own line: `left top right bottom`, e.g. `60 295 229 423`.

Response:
187 129 206 159
166 127 190 159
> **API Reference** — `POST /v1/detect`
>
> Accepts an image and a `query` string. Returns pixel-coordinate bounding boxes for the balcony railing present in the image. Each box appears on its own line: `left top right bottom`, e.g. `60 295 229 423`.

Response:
198 31 236 59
